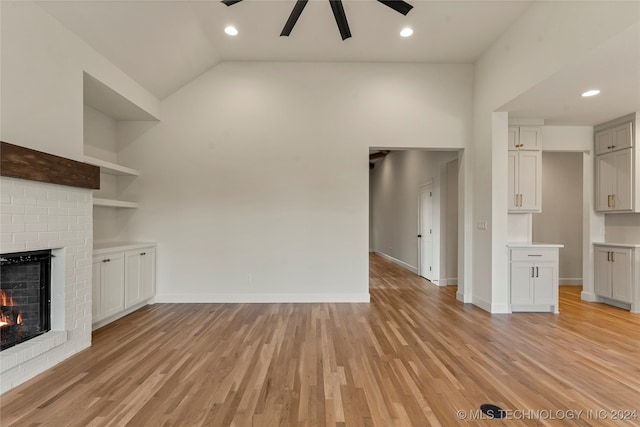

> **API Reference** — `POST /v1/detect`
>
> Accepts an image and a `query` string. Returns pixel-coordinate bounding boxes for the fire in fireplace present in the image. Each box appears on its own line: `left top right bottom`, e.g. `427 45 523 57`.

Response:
0 250 52 351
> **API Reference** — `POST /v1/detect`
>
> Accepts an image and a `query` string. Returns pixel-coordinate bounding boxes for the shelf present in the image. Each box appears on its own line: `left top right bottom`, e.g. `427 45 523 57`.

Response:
94 241 156 255
83 155 140 176
93 198 139 209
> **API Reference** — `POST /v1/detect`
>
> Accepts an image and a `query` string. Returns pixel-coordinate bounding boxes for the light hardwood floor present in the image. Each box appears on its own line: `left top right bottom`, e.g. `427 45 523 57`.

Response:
1 253 639 426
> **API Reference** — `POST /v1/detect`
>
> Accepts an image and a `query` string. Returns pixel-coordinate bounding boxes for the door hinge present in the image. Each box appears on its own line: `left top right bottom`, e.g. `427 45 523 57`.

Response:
429 266 432 271
429 191 432 197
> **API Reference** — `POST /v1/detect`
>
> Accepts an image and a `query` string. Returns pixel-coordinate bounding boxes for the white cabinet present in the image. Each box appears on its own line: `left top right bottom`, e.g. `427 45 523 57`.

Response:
92 243 156 328
594 245 635 307
508 150 542 212
594 122 632 155
92 252 125 323
509 246 560 313
596 149 632 211
509 126 542 150
125 248 156 309
594 115 640 213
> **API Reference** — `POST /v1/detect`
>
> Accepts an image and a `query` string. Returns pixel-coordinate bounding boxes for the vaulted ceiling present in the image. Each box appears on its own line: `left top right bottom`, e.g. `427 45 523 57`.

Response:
36 1 639 126
38 0 533 99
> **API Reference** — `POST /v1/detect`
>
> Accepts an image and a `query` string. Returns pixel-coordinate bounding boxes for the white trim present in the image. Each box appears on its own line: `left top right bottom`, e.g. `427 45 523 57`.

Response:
472 295 492 312
581 291 598 302
457 291 472 303
440 278 458 286
473 295 511 313
92 300 153 330
374 251 418 274
155 293 371 303
491 304 511 314
559 278 583 285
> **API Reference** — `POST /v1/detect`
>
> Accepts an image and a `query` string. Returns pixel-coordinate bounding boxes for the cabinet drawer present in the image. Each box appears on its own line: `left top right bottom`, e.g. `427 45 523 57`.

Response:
510 248 557 262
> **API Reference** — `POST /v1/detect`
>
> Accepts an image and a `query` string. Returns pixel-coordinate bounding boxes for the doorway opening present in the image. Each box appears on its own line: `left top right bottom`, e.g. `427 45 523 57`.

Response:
369 149 460 291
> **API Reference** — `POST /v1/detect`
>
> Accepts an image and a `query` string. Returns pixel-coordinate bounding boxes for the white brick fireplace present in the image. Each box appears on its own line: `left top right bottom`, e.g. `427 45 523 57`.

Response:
0 176 93 393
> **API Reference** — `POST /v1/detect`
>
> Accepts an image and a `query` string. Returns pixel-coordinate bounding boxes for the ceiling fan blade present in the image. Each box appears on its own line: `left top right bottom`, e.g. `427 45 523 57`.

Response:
281 0 309 37
377 0 413 15
221 0 244 6
329 0 351 40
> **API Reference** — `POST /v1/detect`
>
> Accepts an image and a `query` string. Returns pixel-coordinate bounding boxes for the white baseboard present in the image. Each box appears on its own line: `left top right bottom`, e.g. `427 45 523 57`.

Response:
457 291 472 303
581 291 598 302
472 295 492 312
472 295 510 313
155 293 371 303
440 278 458 286
559 278 583 285
374 251 418 274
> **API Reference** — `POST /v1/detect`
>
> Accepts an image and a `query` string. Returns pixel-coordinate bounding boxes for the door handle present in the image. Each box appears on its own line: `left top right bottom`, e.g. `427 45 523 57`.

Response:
608 195 611 207
612 252 615 262
536 267 539 277
531 267 534 277
607 251 610 262
417 235 422 238
612 194 616 208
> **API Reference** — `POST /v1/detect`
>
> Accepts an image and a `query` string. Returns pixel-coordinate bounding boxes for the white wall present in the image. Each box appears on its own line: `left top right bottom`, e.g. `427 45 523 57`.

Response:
0 1 159 160
472 1 639 312
116 62 472 302
533 152 583 283
605 215 640 243
444 159 458 283
370 150 458 280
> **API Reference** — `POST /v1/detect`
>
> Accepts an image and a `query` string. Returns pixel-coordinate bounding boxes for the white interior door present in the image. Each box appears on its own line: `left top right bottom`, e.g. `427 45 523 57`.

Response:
419 183 433 281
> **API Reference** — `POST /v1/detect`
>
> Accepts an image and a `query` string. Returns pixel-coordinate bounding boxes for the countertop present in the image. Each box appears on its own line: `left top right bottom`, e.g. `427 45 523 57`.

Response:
94 241 156 254
593 242 640 248
507 242 564 248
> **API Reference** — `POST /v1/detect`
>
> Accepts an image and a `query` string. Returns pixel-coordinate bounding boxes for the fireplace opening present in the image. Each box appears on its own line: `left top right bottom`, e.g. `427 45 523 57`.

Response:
1 250 52 351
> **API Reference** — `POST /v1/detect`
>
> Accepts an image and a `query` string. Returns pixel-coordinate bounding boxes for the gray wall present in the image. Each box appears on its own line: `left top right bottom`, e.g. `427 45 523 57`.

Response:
532 152 583 283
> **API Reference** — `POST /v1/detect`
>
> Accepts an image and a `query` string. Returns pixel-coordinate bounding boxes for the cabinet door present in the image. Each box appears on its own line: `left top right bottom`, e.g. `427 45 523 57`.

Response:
139 248 156 301
125 248 156 308
508 151 518 211
517 151 541 211
533 264 555 305
125 250 142 309
612 122 633 152
596 153 615 211
611 249 632 303
518 127 542 150
101 252 125 318
92 257 103 322
612 148 632 211
594 248 612 298
508 127 519 150
595 129 614 155
511 262 533 305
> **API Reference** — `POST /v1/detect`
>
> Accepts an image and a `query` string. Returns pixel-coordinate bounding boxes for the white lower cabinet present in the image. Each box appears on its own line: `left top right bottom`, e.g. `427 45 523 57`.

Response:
92 252 125 322
594 244 639 311
92 243 156 328
509 246 560 313
125 248 156 309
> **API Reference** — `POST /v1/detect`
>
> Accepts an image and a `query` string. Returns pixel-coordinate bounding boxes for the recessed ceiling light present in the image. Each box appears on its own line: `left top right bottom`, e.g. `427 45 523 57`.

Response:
400 27 413 38
224 26 238 36
581 89 600 97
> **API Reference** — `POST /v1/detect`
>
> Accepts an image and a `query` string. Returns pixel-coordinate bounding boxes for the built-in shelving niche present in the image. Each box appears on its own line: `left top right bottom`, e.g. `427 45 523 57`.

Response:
83 72 158 243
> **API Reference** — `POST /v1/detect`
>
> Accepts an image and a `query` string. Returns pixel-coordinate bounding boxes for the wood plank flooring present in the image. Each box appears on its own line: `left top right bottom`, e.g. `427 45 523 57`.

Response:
1 253 639 426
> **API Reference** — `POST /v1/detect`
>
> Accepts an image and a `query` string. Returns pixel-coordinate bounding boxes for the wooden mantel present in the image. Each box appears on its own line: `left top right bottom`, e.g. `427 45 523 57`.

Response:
0 141 99 190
